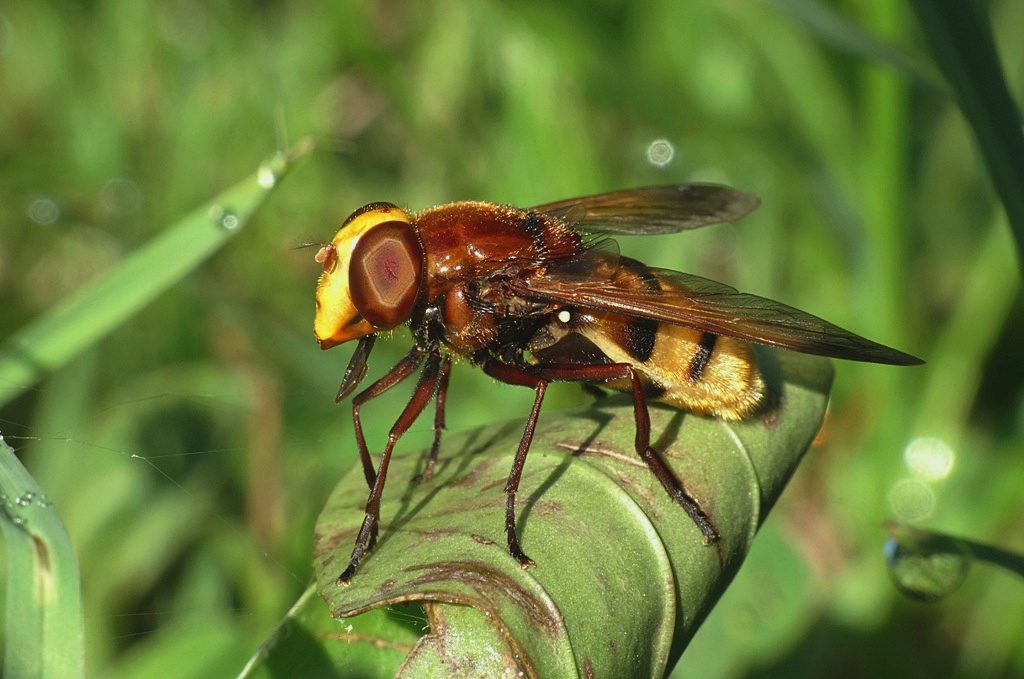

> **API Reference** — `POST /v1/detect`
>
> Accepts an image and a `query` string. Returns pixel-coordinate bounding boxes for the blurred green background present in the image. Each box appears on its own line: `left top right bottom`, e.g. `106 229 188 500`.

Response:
1 1 1023 677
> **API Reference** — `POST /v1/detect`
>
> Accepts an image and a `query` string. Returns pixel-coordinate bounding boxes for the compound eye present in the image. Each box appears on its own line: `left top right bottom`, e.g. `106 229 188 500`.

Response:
349 221 423 329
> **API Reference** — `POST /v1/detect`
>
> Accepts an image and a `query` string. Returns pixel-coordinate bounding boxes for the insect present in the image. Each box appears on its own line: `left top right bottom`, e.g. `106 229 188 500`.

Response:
313 184 921 584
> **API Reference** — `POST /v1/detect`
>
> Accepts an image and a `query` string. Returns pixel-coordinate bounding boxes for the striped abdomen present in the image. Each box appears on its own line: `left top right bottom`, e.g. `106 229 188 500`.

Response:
528 258 765 420
579 313 765 420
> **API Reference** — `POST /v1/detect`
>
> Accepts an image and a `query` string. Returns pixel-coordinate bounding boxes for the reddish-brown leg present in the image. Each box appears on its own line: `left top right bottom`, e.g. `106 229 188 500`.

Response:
480 360 548 567
415 354 452 484
620 368 719 543
350 344 427 489
485 360 719 568
338 348 442 585
534 362 718 543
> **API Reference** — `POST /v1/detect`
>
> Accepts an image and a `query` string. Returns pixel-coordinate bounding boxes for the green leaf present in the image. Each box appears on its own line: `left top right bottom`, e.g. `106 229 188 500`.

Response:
240 586 423 679
0 139 313 410
0 435 84 679
302 349 832 677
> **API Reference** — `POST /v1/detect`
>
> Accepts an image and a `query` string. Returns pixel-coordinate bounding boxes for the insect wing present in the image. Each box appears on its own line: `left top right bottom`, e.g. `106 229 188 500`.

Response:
516 264 922 366
531 184 760 234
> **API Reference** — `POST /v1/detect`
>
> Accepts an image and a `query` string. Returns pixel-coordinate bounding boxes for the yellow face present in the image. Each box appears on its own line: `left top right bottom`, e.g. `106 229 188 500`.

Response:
314 203 421 349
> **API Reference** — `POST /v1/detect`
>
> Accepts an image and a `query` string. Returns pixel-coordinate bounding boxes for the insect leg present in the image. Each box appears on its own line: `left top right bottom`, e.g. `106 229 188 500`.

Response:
415 354 452 484
621 367 719 544
335 335 377 403
351 344 428 489
530 362 719 544
480 360 549 568
339 347 442 585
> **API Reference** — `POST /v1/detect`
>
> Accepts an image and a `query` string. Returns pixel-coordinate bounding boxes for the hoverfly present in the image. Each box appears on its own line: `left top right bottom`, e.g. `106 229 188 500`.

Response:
313 184 921 584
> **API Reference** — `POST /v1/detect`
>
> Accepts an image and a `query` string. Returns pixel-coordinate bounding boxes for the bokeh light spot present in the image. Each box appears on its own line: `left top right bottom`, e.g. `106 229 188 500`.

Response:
904 436 955 482
888 478 935 521
27 197 60 225
646 139 675 168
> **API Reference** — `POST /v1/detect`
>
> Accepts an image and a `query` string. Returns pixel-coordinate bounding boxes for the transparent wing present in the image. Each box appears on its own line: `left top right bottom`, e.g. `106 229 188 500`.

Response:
531 184 760 234
513 259 922 366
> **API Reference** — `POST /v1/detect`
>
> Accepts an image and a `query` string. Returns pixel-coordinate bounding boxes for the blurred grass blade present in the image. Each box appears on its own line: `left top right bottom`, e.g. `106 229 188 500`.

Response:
912 217 1018 443
909 0 1024 270
0 139 314 410
771 0 944 91
0 435 83 679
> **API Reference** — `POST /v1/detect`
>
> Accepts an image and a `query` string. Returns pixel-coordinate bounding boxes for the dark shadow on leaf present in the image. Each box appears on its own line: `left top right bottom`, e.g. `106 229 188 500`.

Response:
756 347 832 399
653 407 687 453
379 421 521 553
518 404 616 530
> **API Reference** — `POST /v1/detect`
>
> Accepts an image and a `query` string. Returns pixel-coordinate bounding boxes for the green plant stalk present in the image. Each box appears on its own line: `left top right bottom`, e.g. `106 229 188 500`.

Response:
887 522 1024 581
912 218 1018 444
0 436 84 679
853 0 913 390
909 0 1024 270
850 0 915 467
0 139 313 410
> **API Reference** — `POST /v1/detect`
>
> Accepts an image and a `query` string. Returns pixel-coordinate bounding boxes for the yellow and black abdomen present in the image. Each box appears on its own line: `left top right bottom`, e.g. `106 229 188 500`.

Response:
527 305 766 421
528 256 766 420
576 312 765 421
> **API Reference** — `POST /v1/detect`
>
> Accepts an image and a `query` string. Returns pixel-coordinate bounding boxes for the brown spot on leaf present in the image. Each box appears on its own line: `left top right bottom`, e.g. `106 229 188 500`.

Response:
405 560 558 636
447 456 501 488
528 499 563 516
554 440 646 469
32 534 51 573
